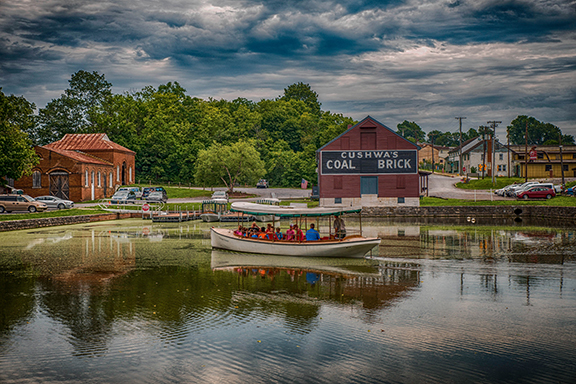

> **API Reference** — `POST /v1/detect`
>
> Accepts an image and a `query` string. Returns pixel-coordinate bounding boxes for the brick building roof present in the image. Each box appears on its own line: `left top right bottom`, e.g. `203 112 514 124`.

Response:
45 133 135 154
42 147 112 166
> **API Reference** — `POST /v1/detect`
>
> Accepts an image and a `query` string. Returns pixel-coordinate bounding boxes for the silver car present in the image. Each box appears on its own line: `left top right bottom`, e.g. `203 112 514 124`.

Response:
34 195 74 209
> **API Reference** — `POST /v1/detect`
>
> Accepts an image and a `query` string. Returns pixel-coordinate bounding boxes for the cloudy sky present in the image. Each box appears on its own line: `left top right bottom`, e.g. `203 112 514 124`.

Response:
1 0 575 139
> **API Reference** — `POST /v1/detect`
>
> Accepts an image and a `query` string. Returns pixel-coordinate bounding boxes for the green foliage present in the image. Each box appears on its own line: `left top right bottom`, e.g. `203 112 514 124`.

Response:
397 120 426 143
36 70 112 145
0 89 39 183
280 82 321 116
507 115 574 145
195 140 266 192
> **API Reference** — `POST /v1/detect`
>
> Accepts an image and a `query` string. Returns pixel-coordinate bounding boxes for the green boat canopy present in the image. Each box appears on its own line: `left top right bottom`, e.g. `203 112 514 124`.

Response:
230 202 362 217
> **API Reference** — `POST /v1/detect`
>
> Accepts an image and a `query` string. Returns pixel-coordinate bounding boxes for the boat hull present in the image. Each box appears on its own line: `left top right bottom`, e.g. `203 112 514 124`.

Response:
210 227 380 258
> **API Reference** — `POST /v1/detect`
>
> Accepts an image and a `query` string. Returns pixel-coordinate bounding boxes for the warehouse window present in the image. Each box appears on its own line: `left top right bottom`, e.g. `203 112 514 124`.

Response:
32 171 41 188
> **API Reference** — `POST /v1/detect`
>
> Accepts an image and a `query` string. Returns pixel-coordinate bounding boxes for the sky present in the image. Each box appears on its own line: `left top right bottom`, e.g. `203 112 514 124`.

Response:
1 0 575 140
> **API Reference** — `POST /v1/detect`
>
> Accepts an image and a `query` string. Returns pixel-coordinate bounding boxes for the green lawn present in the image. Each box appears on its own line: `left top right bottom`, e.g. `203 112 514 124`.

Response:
421 196 576 206
455 177 576 190
0 207 108 222
132 184 213 199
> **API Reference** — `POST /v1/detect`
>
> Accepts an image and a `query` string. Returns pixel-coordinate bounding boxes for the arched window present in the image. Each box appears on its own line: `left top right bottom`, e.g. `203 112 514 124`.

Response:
98 171 101 187
117 165 120 181
109 172 113 188
129 167 132 183
91 171 95 185
32 171 41 188
85 170 89 187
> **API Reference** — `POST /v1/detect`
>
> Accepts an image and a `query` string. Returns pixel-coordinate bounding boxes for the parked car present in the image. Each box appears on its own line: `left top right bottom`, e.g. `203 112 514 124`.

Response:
34 195 74 209
146 190 168 203
211 190 229 203
117 187 142 199
143 187 167 198
0 194 48 213
110 190 137 204
256 179 269 188
516 186 556 200
506 182 539 197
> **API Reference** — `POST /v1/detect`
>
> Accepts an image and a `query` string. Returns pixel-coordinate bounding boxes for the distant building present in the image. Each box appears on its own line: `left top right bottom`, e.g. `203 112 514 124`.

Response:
15 133 136 202
447 137 514 177
316 116 421 207
508 145 576 179
419 143 452 171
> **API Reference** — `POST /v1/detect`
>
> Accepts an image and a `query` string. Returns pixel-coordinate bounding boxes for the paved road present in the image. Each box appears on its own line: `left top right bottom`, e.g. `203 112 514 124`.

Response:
426 173 507 200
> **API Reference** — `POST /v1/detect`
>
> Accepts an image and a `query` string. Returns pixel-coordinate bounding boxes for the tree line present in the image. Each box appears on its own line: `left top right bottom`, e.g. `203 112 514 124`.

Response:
2 70 573 189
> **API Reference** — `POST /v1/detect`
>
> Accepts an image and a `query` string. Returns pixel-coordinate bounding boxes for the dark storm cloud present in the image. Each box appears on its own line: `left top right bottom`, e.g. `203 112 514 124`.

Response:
0 0 575 134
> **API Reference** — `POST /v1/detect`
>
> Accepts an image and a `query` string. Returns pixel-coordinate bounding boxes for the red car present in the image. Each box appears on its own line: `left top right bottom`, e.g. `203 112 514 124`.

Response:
516 186 555 200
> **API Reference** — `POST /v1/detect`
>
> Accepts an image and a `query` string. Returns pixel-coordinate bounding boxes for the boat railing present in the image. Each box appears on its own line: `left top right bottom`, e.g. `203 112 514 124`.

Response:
98 199 165 213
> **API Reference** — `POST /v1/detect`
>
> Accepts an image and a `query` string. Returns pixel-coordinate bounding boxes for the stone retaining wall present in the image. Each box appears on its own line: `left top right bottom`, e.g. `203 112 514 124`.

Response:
362 205 576 221
1 206 575 232
0 213 141 232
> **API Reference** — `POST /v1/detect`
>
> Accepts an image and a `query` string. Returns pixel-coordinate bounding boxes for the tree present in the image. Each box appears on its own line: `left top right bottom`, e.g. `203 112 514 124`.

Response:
280 82 322 116
36 70 112 144
507 115 574 145
397 121 425 143
0 89 39 183
195 140 265 193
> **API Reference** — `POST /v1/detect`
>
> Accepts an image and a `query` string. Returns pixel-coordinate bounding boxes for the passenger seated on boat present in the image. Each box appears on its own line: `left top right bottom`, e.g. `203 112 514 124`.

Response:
285 225 295 241
306 223 321 241
258 227 268 239
293 224 304 241
275 227 283 240
266 225 275 240
234 225 243 236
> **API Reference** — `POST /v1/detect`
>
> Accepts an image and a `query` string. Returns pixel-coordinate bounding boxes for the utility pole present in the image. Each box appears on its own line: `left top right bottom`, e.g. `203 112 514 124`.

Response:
479 125 489 179
487 121 501 185
560 133 565 186
507 126 511 178
430 134 435 173
524 121 528 182
455 117 466 175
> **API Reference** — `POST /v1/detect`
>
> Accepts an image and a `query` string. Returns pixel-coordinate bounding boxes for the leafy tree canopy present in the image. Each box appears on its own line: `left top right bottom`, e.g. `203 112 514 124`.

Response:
397 120 426 143
507 115 574 145
194 140 266 193
0 89 39 183
280 82 321 116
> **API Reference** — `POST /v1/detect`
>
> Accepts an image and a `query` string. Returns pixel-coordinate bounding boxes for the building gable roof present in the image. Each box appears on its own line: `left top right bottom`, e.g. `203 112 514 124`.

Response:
45 133 135 154
317 116 420 152
39 146 113 166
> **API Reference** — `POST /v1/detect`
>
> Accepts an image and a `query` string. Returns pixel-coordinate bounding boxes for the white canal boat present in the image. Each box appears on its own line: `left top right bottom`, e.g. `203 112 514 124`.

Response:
210 202 380 258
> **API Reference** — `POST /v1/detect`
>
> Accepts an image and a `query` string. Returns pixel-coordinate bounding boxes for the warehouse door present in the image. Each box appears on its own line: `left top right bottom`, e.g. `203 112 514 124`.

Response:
49 172 70 200
360 176 378 195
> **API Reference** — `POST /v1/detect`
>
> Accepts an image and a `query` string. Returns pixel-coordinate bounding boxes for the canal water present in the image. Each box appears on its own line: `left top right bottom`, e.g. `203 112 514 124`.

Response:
0 218 575 383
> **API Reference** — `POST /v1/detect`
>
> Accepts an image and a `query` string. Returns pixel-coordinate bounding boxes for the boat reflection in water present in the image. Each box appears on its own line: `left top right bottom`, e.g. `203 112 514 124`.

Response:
211 250 420 309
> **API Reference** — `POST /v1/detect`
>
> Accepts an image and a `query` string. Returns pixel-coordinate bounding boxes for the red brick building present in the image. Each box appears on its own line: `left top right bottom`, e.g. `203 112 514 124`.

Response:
317 116 420 207
15 134 135 202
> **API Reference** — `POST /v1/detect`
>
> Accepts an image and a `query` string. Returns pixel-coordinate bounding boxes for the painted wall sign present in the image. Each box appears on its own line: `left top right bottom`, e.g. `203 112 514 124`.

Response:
320 150 418 175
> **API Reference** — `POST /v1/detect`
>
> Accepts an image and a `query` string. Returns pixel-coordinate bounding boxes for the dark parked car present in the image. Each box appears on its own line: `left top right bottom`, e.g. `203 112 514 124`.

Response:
143 187 166 198
110 190 137 204
516 186 555 200
146 191 168 203
256 179 269 188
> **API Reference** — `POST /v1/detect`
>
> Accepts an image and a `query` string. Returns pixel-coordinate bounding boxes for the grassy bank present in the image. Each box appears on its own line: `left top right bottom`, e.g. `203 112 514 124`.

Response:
455 177 576 190
0 207 108 222
421 196 576 206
